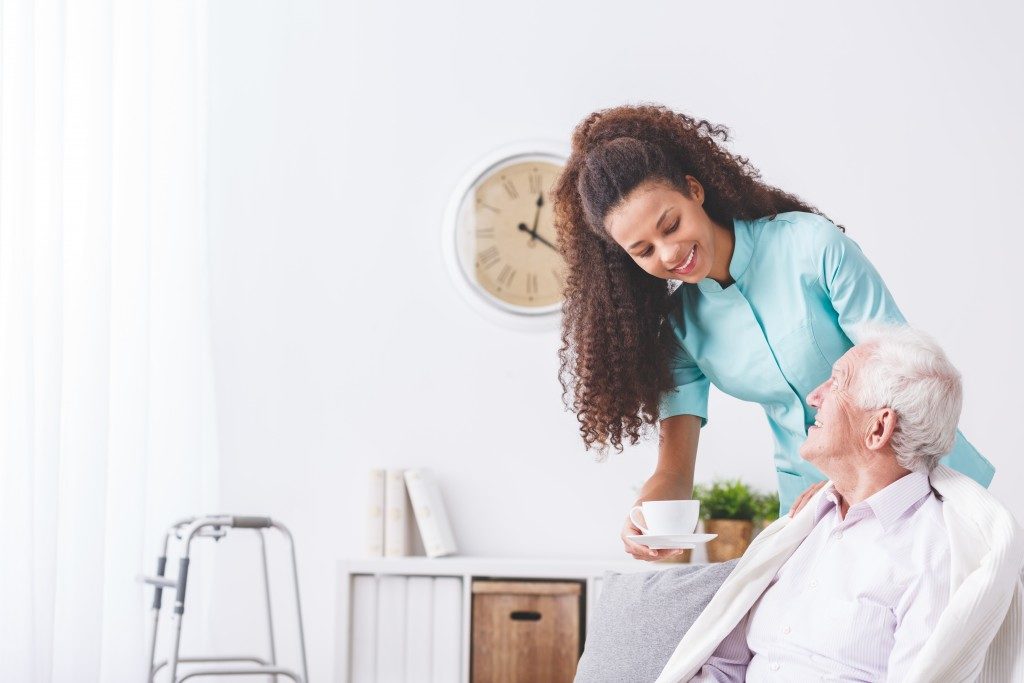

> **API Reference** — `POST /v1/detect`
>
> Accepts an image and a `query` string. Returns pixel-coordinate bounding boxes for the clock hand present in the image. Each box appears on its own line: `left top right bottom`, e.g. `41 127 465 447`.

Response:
530 193 543 236
516 223 558 251
519 193 558 251
534 233 558 250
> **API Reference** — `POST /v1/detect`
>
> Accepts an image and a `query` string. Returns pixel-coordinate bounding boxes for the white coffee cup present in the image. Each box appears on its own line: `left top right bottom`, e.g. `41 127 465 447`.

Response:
629 500 700 535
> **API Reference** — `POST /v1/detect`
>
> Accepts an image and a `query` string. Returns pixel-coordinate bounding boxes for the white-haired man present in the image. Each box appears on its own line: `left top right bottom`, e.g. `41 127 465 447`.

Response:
655 326 1024 683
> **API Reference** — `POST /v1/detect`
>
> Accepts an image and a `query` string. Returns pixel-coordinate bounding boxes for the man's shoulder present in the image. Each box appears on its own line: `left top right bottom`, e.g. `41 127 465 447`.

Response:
929 466 1023 560
906 494 951 564
930 466 1016 525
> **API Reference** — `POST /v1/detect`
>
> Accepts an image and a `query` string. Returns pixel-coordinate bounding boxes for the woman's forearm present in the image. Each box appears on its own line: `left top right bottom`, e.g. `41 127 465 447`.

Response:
634 413 701 502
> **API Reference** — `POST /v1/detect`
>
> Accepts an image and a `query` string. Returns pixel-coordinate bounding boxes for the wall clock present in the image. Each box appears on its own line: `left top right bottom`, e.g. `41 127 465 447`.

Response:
442 143 568 329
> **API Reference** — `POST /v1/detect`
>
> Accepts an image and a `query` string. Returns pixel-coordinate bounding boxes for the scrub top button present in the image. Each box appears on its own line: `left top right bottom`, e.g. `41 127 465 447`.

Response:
770 662 780 672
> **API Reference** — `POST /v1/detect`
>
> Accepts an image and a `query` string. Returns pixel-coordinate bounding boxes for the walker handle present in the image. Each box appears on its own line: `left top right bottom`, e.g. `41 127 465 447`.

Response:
231 516 272 529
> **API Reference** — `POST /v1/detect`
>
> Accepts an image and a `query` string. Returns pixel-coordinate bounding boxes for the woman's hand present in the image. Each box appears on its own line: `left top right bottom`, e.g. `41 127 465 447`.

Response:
788 481 827 517
621 512 690 561
623 414 702 561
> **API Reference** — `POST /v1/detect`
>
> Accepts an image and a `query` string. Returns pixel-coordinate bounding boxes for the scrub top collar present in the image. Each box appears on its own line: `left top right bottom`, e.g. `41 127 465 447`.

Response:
697 217 753 294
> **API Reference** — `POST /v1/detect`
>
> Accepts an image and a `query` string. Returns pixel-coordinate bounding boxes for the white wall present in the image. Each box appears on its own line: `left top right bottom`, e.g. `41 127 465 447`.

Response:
205 1 1023 679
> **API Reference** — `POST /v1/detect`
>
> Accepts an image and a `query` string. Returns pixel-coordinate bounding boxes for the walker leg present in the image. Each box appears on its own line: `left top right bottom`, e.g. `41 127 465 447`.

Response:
258 529 278 683
147 554 167 681
148 606 161 682
283 528 308 683
168 557 190 683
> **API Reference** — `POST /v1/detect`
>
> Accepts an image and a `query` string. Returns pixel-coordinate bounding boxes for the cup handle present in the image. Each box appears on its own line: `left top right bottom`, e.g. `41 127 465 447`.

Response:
629 505 649 534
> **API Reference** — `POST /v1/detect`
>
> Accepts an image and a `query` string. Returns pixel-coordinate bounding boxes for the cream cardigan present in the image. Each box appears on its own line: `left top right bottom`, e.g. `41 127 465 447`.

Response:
656 465 1024 683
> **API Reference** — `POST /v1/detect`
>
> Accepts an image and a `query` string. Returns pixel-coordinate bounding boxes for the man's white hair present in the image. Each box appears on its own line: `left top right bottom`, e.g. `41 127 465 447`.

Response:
852 323 963 472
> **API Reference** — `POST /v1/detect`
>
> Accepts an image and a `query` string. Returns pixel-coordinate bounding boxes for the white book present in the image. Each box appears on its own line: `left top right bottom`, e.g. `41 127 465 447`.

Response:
431 577 463 683
384 468 409 557
403 468 457 558
350 575 378 683
376 575 408 683
404 577 434 680
366 468 385 557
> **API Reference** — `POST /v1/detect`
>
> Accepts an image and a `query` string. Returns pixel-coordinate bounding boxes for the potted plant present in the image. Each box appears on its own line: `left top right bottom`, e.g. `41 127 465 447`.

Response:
693 480 758 562
753 491 781 534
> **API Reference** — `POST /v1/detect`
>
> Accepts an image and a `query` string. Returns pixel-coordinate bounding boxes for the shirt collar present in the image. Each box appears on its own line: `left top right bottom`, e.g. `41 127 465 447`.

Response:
813 471 933 532
697 217 754 293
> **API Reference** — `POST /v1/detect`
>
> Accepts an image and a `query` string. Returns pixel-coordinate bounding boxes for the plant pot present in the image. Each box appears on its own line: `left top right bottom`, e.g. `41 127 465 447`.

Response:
704 519 754 562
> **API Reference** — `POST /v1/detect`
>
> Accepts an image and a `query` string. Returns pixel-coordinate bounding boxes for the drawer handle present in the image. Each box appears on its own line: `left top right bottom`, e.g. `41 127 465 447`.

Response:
509 610 542 622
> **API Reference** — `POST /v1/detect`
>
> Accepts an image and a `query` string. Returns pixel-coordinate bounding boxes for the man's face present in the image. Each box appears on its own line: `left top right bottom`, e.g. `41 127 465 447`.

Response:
799 347 869 470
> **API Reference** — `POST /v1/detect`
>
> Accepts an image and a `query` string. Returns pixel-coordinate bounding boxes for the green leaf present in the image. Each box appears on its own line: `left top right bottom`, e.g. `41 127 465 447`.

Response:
692 479 779 521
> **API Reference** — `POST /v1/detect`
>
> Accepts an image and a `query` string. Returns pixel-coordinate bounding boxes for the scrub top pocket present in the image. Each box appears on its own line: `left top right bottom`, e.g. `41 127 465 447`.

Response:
774 323 834 404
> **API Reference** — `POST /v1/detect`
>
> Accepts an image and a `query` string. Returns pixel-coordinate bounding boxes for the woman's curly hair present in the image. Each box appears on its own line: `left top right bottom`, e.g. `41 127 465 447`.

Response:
552 104 828 453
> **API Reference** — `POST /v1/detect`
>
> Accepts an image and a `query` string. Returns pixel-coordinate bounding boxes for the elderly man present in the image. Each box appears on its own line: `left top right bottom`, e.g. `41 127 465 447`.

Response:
655 325 1024 683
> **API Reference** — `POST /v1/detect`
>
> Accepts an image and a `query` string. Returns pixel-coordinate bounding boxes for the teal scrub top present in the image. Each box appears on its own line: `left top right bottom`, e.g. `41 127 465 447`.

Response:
659 211 994 511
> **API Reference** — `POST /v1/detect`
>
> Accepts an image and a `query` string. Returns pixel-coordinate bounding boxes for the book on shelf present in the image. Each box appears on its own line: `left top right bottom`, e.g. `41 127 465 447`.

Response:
384 468 409 557
375 575 407 680
405 576 434 673
432 577 462 683
366 468 385 557
349 575 378 681
404 468 458 558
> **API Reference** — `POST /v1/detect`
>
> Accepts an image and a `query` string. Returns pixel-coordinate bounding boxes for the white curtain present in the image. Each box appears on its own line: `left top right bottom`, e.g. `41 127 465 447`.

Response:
0 0 219 680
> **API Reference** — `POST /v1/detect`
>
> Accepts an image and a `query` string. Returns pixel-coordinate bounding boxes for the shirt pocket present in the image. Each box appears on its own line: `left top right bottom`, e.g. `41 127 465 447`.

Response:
773 322 834 401
798 596 895 678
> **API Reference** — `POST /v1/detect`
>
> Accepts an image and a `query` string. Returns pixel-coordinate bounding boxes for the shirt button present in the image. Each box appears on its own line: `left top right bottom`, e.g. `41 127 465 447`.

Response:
809 580 818 589
835 531 844 540
770 662 780 672
782 625 791 635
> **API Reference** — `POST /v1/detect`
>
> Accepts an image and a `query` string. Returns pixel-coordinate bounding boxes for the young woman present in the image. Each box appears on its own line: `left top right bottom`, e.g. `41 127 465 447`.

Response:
552 104 994 560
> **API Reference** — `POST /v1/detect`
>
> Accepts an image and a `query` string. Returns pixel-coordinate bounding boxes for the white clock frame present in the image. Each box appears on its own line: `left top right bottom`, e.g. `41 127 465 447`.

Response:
441 141 569 331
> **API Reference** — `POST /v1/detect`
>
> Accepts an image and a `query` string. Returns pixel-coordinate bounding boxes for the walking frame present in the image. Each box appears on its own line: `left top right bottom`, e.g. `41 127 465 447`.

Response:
142 515 309 682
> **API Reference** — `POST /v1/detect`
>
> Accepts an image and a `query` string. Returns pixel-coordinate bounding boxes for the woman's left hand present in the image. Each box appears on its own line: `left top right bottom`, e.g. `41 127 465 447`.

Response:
788 481 826 517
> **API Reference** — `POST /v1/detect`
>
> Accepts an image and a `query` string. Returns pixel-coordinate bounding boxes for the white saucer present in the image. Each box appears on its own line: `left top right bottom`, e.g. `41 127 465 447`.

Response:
627 533 717 550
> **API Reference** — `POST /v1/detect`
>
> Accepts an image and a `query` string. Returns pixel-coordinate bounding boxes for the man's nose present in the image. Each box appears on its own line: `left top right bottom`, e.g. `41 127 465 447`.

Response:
807 384 823 407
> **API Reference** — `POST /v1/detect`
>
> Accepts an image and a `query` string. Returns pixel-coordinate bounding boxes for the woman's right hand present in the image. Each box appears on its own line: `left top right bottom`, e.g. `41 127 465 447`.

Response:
624 414 701 561
621 512 690 561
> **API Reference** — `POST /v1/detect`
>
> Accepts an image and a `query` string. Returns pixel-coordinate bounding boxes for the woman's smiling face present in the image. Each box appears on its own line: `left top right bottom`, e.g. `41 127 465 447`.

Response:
604 177 725 283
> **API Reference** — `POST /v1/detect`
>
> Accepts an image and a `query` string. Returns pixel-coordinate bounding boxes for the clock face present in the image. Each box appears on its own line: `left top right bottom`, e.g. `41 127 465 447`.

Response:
453 156 566 314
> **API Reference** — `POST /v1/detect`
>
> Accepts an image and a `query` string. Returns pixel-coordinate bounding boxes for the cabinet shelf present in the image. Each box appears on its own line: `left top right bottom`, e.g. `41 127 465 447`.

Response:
336 556 676 683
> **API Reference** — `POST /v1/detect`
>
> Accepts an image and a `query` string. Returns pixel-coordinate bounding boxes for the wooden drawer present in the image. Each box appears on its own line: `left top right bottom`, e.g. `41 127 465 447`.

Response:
471 580 583 683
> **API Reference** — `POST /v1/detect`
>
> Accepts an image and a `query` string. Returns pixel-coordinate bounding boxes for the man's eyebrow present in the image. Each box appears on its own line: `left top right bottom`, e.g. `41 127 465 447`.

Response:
627 208 670 250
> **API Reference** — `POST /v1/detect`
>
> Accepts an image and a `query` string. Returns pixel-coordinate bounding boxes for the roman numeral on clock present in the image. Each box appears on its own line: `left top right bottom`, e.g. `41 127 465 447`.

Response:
502 179 519 200
497 265 517 287
478 246 501 270
526 272 538 295
528 171 542 194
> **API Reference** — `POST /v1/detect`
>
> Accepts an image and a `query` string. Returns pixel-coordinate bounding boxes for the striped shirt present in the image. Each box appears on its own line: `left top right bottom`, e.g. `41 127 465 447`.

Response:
693 471 951 682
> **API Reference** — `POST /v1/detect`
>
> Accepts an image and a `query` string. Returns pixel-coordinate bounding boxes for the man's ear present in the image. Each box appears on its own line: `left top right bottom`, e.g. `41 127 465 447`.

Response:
865 408 896 451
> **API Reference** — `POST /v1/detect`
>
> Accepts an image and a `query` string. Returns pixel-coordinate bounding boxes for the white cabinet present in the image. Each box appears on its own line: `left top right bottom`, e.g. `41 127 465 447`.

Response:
336 556 667 683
